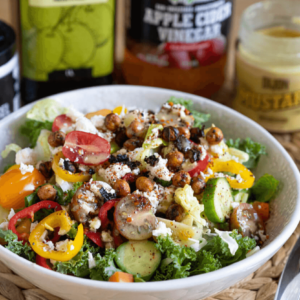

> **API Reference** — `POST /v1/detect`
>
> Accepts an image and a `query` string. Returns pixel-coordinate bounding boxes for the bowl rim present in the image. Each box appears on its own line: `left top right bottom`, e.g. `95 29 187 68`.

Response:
0 84 299 293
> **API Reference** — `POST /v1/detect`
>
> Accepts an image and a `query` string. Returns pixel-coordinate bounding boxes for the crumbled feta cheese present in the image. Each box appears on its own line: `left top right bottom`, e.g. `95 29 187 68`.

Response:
132 168 140 175
127 147 143 162
90 181 115 198
30 221 38 233
89 217 101 232
97 130 115 142
19 163 34 175
16 148 37 165
145 153 174 181
88 252 96 269
231 202 240 209
66 107 84 122
188 238 207 252
210 144 224 155
152 222 172 237
78 202 94 215
58 158 65 168
181 160 198 172
75 117 98 134
236 174 243 183
90 115 105 128
57 178 73 192
200 168 213 179
78 164 89 172
8 209 15 220
43 241 54 252
115 148 127 155
0 222 8 231
214 229 239 255
58 228 68 236
40 230 48 241
56 240 69 252
101 230 113 242
246 246 260 258
98 163 132 185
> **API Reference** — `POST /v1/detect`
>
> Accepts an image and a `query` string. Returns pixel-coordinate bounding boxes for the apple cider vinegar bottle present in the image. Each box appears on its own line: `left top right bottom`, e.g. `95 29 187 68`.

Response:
19 0 115 103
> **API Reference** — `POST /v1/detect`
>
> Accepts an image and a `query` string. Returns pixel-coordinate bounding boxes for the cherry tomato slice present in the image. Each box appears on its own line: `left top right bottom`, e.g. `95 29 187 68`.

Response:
62 131 111 165
52 114 73 132
230 203 265 237
122 173 137 183
85 231 104 248
99 199 120 229
188 155 210 178
252 202 270 222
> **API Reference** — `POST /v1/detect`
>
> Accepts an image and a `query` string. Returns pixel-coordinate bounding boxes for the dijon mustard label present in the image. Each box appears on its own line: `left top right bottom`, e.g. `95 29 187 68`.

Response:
29 0 107 8
234 52 300 133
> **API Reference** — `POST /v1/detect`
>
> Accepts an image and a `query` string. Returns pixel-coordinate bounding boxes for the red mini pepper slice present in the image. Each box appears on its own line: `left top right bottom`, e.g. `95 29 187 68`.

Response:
85 231 104 248
122 173 136 183
188 154 210 178
99 199 119 229
8 201 62 242
36 254 52 270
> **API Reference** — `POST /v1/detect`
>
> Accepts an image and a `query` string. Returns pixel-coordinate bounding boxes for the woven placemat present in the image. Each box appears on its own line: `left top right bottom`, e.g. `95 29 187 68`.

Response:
0 93 300 300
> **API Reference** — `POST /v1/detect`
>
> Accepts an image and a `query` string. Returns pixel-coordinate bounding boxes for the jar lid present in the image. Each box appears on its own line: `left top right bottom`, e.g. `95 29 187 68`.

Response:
0 21 16 67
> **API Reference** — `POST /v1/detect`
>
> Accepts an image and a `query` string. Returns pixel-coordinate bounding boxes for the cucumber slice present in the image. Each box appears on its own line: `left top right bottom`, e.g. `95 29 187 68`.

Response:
232 189 249 203
203 178 233 223
115 241 161 281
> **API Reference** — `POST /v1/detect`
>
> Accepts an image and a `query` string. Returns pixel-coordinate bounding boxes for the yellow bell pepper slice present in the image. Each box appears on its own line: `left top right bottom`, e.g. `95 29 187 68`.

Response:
113 106 128 115
6 164 20 172
85 109 112 119
205 159 255 189
52 152 91 183
29 211 84 262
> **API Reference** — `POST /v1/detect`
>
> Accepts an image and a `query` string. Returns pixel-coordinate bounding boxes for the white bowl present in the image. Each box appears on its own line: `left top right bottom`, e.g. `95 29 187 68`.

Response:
0 85 299 300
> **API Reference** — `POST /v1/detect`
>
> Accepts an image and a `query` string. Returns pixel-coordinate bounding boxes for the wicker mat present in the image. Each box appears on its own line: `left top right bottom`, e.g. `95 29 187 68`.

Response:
0 102 300 300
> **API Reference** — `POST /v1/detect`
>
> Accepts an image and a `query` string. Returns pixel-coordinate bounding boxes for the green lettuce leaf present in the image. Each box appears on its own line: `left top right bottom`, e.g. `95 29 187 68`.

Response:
35 129 52 161
152 235 197 281
251 174 279 203
62 182 83 206
20 119 53 148
226 138 267 169
167 97 210 128
26 99 68 122
0 229 35 262
1 144 21 159
143 124 167 149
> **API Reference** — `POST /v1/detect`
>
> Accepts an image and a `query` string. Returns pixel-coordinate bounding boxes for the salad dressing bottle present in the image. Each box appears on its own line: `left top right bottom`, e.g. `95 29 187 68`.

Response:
19 0 115 103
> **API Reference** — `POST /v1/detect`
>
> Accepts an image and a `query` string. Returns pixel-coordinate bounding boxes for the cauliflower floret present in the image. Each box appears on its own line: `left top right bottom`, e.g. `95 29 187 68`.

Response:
15 148 37 165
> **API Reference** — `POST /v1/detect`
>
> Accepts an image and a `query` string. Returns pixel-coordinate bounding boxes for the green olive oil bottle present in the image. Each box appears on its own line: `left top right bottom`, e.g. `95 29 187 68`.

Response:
20 0 115 103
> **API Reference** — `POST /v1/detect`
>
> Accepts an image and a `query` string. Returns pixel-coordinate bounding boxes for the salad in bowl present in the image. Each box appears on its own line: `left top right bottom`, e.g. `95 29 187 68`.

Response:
0 97 279 283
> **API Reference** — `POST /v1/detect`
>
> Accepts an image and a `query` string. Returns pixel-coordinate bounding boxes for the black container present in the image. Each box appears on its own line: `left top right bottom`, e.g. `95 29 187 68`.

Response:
0 21 20 119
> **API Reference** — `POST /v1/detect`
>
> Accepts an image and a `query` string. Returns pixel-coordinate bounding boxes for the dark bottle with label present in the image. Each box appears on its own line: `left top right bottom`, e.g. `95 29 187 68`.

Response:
123 0 233 98
20 0 115 103
0 21 20 119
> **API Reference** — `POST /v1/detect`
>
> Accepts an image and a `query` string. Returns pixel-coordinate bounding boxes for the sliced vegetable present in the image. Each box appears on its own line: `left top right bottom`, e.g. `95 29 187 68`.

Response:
85 231 104 248
35 130 52 161
85 109 111 119
228 148 249 164
203 178 233 223
62 131 110 165
230 203 264 237
52 152 91 183
52 114 73 132
154 178 172 187
114 194 157 240
0 168 46 209
252 202 270 222
110 141 120 154
115 241 161 281
1 143 21 158
29 211 84 262
251 174 279 203
113 106 128 115
109 271 134 282
187 155 210 177
99 199 119 229
143 124 167 149
36 255 52 270
8 201 62 242
232 189 249 203
206 159 255 189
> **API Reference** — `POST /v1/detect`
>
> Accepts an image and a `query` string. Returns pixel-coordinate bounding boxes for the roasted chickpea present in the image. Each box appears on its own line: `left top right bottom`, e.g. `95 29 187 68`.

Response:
166 151 184 169
126 120 146 139
191 176 206 195
171 171 191 188
166 203 185 222
105 113 121 132
123 138 143 151
162 126 179 142
37 184 57 201
177 127 190 139
136 176 154 192
206 127 224 145
63 160 77 173
113 179 131 197
48 130 65 147
38 161 53 179
190 127 205 144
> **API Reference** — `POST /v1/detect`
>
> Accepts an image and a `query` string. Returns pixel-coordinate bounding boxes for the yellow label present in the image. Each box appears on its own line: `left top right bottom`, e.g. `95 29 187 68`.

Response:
234 52 300 133
29 0 107 7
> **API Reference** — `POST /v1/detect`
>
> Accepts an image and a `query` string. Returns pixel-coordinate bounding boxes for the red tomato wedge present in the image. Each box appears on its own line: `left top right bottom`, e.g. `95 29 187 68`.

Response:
52 114 73 132
62 131 111 165
188 154 210 178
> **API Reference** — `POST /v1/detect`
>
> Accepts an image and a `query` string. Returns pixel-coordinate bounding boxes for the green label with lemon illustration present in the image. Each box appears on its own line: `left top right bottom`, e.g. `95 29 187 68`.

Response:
20 0 114 82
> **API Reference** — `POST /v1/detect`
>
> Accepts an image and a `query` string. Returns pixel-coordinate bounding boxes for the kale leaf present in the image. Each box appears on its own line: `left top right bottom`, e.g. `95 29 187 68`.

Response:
251 174 279 203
